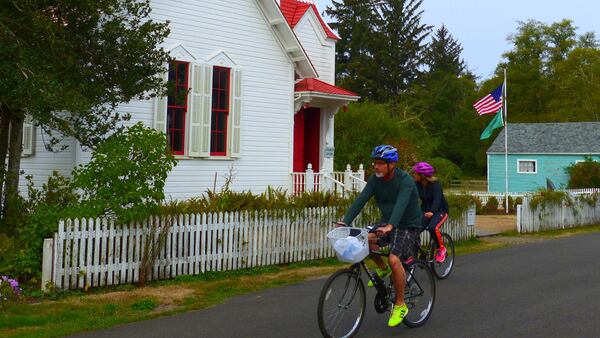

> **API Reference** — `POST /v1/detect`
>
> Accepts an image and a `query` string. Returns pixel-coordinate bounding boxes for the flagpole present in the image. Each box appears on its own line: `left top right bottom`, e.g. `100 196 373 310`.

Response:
503 68 509 214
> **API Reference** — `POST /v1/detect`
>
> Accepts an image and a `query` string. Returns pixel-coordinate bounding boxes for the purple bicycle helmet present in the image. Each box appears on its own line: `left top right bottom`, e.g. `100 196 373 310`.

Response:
413 162 434 177
371 145 398 163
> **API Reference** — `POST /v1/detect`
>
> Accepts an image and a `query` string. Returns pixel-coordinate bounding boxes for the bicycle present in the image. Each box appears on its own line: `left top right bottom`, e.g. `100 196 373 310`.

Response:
417 216 455 280
317 226 436 338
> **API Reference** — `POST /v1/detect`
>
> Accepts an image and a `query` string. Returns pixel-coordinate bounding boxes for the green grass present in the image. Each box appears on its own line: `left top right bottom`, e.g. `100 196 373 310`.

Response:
454 238 511 255
503 223 600 238
3 224 600 338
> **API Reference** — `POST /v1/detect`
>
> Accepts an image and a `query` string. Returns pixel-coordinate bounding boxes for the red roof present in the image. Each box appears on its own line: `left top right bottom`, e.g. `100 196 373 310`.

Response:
295 78 358 97
279 0 340 40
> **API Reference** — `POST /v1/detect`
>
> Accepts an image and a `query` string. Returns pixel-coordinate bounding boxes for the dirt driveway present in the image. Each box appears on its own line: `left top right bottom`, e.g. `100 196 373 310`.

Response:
476 214 516 236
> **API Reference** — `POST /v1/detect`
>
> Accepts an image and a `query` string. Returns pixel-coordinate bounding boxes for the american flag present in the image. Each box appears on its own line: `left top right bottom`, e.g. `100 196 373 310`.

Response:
473 84 503 115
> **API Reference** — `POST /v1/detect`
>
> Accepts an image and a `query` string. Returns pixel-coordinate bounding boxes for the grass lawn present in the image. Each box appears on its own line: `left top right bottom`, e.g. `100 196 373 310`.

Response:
2 223 600 338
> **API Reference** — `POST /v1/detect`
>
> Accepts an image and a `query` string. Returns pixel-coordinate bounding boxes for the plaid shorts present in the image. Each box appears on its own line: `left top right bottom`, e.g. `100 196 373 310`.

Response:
374 226 419 262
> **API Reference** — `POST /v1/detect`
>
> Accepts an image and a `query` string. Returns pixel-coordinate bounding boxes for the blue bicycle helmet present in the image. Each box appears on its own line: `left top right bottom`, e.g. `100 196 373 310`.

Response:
370 145 398 163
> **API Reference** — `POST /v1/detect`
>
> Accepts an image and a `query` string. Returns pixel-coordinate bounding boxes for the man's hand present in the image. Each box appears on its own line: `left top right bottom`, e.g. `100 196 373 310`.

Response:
376 224 393 236
335 221 347 228
424 212 433 219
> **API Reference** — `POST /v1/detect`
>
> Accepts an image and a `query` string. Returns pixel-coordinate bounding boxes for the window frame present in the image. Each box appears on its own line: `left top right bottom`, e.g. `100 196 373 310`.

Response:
166 60 190 156
210 66 231 157
517 159 537 174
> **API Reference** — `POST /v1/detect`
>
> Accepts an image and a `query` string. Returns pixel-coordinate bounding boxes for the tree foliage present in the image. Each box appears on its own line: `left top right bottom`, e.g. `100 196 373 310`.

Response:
333 101 435 172
0 0 171 226
327 0 431 102
566 158 600 189
480 19 600 123
73 123 177 223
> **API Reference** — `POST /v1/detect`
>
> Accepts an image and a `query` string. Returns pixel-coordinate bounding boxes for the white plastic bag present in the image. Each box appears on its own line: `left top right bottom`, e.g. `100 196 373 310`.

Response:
333 232 369 263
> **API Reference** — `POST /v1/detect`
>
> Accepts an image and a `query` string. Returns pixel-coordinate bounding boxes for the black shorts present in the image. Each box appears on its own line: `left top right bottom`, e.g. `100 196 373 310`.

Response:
370 224 419 263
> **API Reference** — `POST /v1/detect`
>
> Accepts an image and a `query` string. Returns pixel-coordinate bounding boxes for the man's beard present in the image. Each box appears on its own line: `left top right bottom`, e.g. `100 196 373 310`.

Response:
375 172 384 178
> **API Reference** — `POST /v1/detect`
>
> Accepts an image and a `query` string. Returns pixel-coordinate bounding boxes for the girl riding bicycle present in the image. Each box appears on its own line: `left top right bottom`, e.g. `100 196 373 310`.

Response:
412 162 449 263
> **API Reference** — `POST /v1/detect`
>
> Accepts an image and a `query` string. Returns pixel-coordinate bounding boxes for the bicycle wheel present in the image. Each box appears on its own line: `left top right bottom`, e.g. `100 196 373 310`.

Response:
403 260 435 328
317 268 366 338
431 233 455 280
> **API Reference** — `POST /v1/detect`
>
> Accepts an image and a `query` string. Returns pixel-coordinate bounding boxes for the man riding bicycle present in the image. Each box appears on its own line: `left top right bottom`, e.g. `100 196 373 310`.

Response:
337 145 422 327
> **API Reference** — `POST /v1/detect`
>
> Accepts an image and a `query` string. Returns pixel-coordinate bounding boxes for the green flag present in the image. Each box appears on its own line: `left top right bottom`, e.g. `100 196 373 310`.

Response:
480 109 504 140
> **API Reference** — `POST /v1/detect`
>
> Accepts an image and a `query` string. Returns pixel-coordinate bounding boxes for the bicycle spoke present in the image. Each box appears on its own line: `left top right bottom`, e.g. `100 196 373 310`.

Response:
330 308 347 335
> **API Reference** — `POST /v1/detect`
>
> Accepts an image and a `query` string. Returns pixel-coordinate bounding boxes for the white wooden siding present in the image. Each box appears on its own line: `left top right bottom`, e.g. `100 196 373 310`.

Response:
18 129 76 193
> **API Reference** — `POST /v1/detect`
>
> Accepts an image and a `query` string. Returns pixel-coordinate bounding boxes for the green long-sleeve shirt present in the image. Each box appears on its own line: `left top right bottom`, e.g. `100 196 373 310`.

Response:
343 168 422 229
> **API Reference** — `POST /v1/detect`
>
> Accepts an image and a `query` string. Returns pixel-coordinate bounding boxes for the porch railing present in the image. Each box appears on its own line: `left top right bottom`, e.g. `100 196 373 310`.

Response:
291 164 366 196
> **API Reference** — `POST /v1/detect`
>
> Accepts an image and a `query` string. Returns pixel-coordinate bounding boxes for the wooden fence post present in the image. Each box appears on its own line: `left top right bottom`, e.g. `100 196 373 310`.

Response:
516 204 522 233
344 164 352 192
41 238 54 292
306 164 314 192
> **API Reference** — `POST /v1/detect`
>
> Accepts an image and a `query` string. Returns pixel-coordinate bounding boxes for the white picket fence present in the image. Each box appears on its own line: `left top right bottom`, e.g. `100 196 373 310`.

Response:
518 195 600 233
453 189 600 210
468 192 525 206
42 206 476 290
564 188 600 195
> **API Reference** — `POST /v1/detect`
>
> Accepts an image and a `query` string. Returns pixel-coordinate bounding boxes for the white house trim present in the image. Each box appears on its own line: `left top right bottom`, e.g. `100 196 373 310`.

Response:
254 0 318 78
167 44 197 62
205 50 238 68
517 159 538 174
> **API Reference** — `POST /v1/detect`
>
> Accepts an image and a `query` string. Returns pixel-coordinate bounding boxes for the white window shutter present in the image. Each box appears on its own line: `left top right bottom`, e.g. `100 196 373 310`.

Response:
188 64 202 157
199 64 213 156
22 115 34 156
229 69 242 158
153 68 168 133
188 64 212 157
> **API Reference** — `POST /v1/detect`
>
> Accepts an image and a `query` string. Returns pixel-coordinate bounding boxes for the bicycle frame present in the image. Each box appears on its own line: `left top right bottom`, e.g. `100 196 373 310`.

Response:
350 250 427 305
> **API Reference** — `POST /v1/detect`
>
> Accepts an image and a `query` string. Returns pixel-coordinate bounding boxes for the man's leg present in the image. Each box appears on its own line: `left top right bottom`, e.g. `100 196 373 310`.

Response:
368 232 387 270
388 253 405 305
386 228 418 327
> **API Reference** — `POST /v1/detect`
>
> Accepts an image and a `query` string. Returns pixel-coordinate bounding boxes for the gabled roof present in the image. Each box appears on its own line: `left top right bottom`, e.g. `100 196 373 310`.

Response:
487 122 600 154
279 0 340 40
295 78 359 98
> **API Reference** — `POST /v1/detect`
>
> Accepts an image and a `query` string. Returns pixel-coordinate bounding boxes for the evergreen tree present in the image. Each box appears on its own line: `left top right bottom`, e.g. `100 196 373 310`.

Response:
424 25 466 76
327 0 431 102
374 0 431 101
326 0 381 100
408 26 482 173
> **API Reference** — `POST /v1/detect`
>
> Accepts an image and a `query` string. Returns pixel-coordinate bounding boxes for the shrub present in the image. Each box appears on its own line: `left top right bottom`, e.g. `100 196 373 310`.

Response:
427 157 463 186
0 172 81 284
529 189 572 211
566 158 600 189
485 196 499 212
73 122 177 223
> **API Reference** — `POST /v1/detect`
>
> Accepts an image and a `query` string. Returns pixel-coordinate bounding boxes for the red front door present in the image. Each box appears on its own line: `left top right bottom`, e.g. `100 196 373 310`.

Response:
293 108 320 172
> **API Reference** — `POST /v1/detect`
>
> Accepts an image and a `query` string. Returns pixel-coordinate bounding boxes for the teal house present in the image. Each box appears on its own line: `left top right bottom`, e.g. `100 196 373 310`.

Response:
487 122 600 192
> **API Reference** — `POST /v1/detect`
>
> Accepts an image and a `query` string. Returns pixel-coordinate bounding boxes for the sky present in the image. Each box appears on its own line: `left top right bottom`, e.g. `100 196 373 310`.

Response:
313 0 600 80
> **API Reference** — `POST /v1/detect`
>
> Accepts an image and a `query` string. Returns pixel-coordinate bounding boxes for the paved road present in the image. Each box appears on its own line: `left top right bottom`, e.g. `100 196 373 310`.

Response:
73 232 600 338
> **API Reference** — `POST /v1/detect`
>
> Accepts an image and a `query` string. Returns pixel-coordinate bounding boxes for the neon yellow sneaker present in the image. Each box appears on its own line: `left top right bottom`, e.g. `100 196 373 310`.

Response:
368 265 391 287
388 303 409 327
